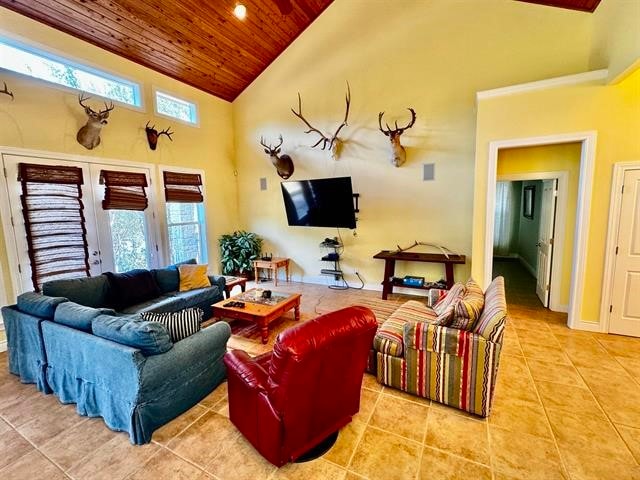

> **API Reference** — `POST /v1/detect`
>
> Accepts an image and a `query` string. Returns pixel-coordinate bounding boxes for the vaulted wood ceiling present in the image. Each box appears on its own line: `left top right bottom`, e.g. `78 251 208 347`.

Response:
516 0 602 12
0 0 333 101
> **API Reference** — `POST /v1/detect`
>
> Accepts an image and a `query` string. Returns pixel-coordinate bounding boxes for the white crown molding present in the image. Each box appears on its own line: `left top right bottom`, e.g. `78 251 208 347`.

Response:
476 69 609 101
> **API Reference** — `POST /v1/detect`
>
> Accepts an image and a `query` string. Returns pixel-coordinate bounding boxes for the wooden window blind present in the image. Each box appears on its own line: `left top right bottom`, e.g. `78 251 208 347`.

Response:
100 170 149 211
18 163 90 291
163 171 203 203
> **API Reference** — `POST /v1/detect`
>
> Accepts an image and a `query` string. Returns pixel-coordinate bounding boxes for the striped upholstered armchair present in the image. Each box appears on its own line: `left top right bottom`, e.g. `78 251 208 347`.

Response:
371 276 507 417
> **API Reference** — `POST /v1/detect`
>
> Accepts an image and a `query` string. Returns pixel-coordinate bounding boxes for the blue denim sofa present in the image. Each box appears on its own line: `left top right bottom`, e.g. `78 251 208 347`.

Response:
1 263 231 444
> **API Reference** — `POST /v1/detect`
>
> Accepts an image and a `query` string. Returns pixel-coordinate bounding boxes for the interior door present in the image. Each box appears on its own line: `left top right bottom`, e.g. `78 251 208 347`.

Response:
2 154 102 294
536 179 558 307
89 164 159 273
610 169 640 337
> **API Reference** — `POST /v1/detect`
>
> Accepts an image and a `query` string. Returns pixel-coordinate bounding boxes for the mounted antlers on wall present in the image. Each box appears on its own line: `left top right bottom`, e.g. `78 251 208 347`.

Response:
76 93 114 150
145 122 174 150
0 82 14 100
291 83 350 161
260 135 294 179
378 108 416 167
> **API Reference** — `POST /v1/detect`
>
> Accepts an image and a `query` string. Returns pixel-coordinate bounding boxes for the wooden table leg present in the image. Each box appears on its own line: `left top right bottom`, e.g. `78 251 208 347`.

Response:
294 301 300 321
274 265 278 286
254 265 259 284
444 263 454 289
259 320 269 344
381 259 396 300
286 260 290 282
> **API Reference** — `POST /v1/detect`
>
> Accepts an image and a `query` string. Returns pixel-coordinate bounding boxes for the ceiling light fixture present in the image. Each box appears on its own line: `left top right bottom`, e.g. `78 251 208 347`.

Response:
234 4 247 20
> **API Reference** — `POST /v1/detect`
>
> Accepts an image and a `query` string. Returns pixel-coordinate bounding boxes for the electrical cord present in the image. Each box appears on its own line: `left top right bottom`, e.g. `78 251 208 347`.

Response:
336 228 365 290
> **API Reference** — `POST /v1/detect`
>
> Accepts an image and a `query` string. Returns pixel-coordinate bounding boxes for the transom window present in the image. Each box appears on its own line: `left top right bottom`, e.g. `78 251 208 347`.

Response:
155 90 198 125
0 37 141 107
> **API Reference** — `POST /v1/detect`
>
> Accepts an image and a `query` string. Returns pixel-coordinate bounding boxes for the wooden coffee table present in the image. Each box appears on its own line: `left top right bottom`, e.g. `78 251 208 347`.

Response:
212 289 301 344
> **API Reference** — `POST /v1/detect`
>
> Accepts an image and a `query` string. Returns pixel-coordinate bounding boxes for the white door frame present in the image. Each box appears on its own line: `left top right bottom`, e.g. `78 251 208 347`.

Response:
497 171 569 313
484 131 597 331
601 161 640 333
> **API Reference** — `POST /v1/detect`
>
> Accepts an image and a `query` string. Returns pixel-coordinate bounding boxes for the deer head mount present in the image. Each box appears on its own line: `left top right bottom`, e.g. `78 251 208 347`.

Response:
378 108 416 167
260 135 294 179
145 122 174 150
0 82 14 100
76 93 114 150
291 83 350 161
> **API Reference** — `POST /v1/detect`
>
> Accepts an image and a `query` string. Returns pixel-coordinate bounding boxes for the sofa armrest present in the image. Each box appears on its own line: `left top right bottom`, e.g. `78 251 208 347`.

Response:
141 321 231 392
403 321 498 356
208 275 226 292
224 350 270 393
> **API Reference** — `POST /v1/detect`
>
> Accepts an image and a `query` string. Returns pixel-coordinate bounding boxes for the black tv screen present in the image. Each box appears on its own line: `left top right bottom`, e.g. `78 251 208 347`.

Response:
281 177 356 229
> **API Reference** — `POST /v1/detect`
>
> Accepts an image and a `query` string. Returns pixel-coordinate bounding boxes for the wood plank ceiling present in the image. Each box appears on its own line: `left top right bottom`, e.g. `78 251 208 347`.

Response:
0 0 333 101
516 0 602 13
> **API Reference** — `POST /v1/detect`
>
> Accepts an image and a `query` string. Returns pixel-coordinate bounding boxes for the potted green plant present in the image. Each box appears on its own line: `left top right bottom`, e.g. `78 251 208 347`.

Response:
219 230 263 278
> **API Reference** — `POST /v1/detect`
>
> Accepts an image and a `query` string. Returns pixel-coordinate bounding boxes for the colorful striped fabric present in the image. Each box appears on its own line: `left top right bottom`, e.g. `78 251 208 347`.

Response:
373 276 507 417
433 283 465 315
450 278 484 331
474 276 507 342
373 300 438 357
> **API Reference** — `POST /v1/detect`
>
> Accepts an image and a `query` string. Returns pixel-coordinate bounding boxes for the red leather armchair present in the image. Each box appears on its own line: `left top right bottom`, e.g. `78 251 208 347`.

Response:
223 306 378 467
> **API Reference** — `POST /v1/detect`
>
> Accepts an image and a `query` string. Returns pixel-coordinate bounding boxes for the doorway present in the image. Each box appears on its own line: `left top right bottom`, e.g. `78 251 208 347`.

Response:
492 173 567 311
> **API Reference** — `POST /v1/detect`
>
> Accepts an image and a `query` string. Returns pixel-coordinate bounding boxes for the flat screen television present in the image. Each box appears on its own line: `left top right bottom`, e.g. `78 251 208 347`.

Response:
281 177 356 229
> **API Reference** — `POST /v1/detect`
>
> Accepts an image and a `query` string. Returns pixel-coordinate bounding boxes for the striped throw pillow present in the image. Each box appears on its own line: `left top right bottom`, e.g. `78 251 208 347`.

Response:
450 278 484 331
433 283 466 316
141 308 202 342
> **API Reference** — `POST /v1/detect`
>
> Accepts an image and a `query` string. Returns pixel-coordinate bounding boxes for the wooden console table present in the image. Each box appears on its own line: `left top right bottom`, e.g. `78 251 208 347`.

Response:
252 257 290 286
372 250 466 300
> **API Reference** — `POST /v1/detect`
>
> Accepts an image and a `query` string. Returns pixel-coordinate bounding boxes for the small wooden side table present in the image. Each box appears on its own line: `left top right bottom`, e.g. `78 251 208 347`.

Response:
222 276 248 299
252 257 290 286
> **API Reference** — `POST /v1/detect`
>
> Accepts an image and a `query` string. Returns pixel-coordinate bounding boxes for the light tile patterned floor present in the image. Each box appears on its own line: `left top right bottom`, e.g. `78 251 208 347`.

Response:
1 275 639 479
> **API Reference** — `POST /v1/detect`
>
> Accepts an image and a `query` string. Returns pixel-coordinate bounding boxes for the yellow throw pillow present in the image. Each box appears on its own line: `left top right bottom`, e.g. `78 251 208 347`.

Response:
178 264 211 292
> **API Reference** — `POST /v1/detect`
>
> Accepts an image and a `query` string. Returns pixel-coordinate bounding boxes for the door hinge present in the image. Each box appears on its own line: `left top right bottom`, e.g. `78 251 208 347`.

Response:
549 238 554 245
615 246 619 255
546 284 550 291
17 264 21 273
155 244 159 252
2 167 7 178
622 185 625 194
609 305 613 313
10 216 14 227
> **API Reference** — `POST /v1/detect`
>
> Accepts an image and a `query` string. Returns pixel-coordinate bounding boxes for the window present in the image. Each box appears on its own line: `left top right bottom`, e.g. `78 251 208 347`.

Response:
0 37 141 107
166 203 207 264
155 90 198 124
108 210 150 273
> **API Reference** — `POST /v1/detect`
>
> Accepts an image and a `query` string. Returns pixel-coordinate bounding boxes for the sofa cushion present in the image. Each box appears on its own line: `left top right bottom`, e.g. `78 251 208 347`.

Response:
178 264 211 292
172 287 219 310
53 302 116 332
16 292 68 319
92 314 172 355
105 270 161 310
450 278 484 331
151 258 197 294
42 275 110 308
119 295 186 315
433 282 465 316
374 300 438 357
474 276 507 342
141 308 202 342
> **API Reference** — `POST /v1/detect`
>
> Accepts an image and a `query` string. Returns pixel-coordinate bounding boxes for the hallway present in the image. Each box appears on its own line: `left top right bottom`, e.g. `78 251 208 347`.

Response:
493 258 546 310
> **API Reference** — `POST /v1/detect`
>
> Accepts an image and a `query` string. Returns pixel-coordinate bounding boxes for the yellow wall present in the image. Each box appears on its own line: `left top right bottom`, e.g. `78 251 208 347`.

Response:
497 143 582 307
0 8 238 302
232 0 594 288
473 68 640 324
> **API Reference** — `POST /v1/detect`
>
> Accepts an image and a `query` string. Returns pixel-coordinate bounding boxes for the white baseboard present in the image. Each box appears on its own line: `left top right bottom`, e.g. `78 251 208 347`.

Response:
549 303 569 313
570 320 604 333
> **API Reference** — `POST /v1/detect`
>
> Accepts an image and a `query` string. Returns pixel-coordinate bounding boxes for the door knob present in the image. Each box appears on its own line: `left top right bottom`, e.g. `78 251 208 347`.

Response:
92 250 99 256
536 242 542 247
91 260 100 265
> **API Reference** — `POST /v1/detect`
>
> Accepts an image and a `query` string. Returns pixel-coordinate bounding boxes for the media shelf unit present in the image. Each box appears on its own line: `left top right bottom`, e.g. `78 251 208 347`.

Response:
320 240 348 290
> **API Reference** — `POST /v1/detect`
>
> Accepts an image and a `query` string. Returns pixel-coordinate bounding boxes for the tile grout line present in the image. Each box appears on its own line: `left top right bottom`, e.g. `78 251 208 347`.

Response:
342 386 383 477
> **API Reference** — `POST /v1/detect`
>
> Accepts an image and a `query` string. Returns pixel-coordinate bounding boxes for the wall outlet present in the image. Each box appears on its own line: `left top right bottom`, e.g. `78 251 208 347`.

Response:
260 177 267 190
423 163 435 181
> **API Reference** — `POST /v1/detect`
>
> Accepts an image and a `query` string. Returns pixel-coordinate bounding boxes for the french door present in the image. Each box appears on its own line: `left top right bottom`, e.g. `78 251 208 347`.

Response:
2 153 159 295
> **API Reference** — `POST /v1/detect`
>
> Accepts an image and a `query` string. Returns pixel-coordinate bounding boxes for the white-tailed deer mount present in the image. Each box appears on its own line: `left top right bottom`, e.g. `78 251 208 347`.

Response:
76 93 114 150
378 108 417 167
291 83 350 161
260 135 294 179
145 122 174 150
0 82 14 100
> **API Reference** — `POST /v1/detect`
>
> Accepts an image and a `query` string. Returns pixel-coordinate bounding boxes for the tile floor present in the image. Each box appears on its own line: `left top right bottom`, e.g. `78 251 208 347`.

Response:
1 276 639 480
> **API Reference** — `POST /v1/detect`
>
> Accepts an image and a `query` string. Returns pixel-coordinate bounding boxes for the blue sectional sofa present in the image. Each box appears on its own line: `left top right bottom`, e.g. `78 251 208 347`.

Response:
1 262 230 444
